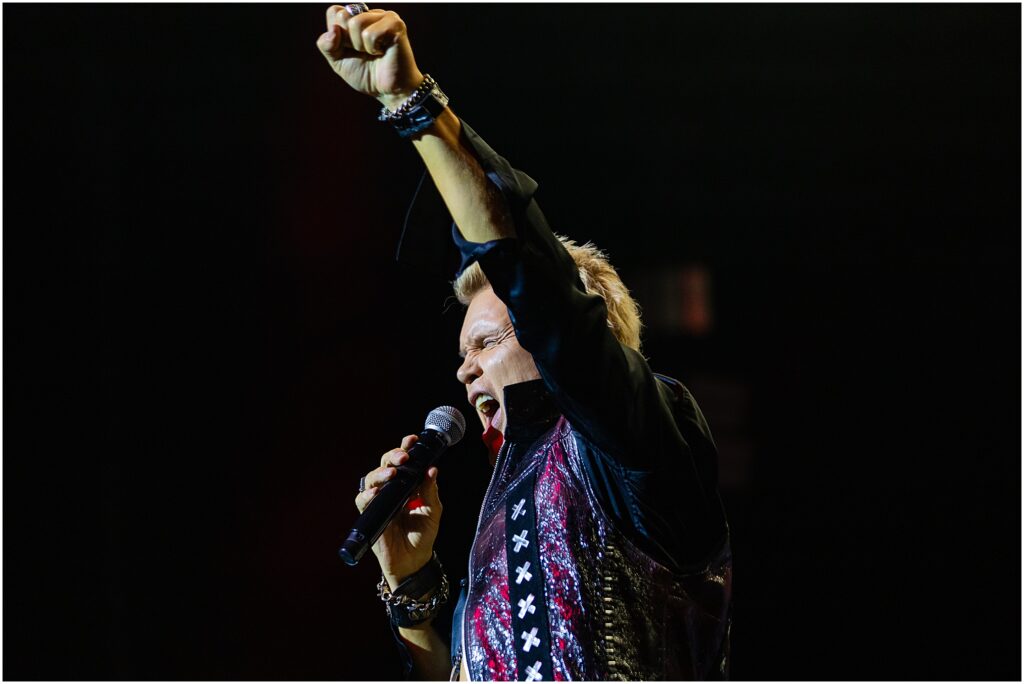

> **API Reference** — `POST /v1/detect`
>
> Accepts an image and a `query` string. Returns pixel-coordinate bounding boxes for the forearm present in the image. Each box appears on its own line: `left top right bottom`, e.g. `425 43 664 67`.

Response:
405 106 516 244
381 560 453 681
396 622 452 681
318 3 513 245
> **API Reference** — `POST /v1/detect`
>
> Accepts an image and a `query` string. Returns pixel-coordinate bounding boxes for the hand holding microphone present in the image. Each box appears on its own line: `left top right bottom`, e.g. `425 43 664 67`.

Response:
341 407 465 591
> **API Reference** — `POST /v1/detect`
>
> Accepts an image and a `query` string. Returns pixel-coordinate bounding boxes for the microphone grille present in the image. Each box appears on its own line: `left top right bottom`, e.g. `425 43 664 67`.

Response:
424 406 466 446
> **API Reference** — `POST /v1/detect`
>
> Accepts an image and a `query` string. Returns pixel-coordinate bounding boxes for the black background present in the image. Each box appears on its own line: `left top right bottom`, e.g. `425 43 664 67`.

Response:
4 3 1020 680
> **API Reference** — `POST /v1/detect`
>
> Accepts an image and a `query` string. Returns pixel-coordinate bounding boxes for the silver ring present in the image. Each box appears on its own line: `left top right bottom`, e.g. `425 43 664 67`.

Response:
358 476 367 493
344 3 369 16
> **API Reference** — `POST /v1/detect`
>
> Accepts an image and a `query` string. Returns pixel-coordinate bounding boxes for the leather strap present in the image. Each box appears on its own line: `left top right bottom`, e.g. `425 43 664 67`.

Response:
393 552 444 600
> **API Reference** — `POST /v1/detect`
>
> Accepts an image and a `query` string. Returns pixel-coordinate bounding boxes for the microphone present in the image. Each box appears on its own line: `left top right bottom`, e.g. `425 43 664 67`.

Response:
338 406 466 566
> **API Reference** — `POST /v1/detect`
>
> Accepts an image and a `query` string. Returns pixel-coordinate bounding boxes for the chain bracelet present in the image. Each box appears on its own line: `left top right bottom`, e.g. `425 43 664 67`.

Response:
377 74 437 122
377 572 450 624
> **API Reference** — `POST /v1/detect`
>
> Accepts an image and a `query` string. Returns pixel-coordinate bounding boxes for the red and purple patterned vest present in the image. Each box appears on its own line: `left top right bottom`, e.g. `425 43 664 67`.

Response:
459 416 732 681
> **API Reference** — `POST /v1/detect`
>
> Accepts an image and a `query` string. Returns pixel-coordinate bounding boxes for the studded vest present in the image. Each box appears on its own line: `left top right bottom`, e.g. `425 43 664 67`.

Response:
458 416 732 681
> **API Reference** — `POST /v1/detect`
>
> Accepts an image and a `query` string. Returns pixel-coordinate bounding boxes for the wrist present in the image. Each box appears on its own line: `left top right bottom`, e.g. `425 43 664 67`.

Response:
378 552 450 628
386 554 435 600
376 74 449 139
384 570 431 601
377 73 426 112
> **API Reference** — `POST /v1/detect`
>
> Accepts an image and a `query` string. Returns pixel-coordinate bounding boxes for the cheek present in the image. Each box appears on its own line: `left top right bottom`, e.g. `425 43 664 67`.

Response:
480 343 540 387
478 347 506 381
501 341 541 384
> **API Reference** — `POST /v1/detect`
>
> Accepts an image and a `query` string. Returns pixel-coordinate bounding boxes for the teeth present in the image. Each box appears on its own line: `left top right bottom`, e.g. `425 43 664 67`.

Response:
475 394 496 413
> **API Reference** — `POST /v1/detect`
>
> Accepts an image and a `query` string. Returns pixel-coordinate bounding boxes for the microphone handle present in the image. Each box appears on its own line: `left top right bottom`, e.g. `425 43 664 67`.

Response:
338 429 447 566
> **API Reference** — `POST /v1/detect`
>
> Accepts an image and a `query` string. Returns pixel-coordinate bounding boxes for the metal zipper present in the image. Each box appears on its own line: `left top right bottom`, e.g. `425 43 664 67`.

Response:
460 438 513 682
449 649 462 681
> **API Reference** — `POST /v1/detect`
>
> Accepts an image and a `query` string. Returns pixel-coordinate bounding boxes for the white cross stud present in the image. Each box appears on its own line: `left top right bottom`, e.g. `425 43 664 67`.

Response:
521 626 541 653
512 529 530 553
525 660 543 681
518 593 536 619
515 561 533 585
511 498 527 521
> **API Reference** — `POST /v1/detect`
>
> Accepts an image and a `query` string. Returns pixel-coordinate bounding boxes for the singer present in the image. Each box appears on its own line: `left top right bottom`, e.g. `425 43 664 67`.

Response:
318 5 732 680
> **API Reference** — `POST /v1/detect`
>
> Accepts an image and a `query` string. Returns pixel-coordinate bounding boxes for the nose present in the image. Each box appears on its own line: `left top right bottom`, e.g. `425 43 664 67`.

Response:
456 352 481 386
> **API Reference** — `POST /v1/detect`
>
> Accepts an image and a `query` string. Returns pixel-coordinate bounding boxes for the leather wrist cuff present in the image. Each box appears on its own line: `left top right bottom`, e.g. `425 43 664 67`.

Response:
393 553 444 600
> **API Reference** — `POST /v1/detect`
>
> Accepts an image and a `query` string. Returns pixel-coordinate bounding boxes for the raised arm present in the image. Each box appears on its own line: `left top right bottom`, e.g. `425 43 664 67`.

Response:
316 9 474 679
318 4 725 573
316 6 513 245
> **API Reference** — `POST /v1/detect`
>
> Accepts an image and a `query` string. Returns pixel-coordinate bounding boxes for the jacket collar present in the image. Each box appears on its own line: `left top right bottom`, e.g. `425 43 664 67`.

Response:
501 379 560 444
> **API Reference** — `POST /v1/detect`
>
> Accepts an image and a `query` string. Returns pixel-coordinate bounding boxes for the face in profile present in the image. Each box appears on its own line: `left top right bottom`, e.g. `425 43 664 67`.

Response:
456 286 541 435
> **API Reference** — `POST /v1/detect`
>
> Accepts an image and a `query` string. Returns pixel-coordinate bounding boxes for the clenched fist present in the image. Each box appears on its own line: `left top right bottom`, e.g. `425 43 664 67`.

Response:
316 6 425 111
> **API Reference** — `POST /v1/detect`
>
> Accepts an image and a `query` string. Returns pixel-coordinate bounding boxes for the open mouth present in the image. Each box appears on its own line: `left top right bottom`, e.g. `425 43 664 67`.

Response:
474 393 501 429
